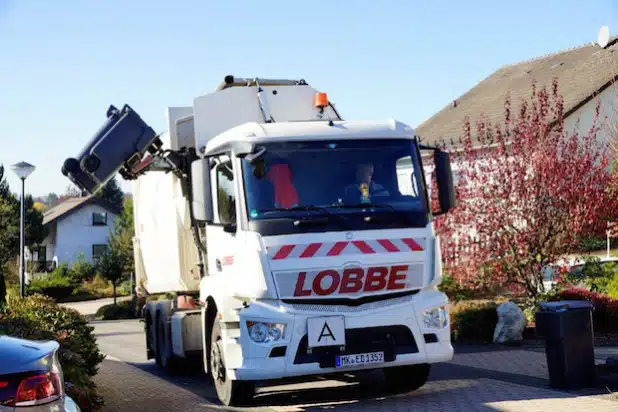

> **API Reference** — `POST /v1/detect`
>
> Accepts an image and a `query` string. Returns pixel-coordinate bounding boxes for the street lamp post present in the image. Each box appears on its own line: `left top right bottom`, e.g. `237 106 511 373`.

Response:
11 161 35 298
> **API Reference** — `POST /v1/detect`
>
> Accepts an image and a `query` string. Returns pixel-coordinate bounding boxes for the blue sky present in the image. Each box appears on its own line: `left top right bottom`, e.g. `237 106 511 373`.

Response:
1 0 617 197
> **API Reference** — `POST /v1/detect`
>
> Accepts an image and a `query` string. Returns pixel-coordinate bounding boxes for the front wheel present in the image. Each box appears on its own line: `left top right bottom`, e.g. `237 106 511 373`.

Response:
210 317 255 406
384 363 431 393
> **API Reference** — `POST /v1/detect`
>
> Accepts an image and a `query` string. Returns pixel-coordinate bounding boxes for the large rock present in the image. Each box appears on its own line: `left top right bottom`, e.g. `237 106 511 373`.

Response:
493 301 526 344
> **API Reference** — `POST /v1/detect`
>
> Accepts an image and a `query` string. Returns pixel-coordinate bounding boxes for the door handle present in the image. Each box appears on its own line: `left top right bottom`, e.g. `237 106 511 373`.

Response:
216 259 222 272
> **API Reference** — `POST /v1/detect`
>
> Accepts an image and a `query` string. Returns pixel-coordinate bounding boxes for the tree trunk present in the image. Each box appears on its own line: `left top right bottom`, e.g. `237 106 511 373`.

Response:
113 281 117 306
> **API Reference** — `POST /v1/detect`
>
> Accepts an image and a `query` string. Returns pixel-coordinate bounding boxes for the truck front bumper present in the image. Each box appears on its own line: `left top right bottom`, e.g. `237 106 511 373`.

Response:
224 289 453 381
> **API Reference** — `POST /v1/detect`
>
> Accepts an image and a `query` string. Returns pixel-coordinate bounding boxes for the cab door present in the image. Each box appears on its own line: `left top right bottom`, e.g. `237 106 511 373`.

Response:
206 153 240 276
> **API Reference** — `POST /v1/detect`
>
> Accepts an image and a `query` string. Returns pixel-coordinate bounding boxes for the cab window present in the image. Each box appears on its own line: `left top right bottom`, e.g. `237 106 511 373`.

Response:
215 156 236 225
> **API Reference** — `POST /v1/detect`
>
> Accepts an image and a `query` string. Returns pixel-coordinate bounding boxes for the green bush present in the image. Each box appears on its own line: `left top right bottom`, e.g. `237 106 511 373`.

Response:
117 279 132 296
95 298 138 320
6 284 19 298
606 273 618 299
51 263 70 278
69 256 96 284
578 235 607 252
26 269 75 300
439 275 478 301
0 294 105 410
563 256 618 295
450 300 502 343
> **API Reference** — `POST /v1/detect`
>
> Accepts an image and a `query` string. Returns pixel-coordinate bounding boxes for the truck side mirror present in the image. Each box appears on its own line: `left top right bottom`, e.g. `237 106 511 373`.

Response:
434 150 456 215
191 158 214 223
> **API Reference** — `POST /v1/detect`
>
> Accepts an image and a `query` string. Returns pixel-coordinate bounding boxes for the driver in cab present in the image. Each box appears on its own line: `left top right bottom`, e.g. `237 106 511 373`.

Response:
343 162 389 204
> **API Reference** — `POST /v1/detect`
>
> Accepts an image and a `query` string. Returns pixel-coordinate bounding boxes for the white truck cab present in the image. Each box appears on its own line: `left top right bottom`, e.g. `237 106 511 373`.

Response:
62 76 456 406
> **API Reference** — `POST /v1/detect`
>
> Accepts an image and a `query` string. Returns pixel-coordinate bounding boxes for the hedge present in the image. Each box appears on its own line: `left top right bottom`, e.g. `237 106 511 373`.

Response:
25 265 131 303
27 268 75 300
449 299 507 343
547 287 618 333
95 297 139 320
0 294 105 411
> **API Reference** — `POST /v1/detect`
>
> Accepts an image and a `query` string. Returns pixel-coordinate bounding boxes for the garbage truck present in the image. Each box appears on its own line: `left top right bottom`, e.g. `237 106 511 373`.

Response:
61 75 457 406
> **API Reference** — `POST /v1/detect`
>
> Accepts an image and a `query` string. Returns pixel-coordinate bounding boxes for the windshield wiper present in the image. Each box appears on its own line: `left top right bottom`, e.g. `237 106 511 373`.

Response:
330 203 411 223
332 203 396 211
256 205 350 224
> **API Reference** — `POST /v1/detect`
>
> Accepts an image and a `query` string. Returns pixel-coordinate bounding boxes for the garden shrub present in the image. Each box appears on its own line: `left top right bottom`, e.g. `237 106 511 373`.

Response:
577 235 607 252
567 256 618 294
439 275 479 301
69 255 97 284
606 273 618 299
117 279 132 296
449 300 504 343
0 294 105 410
95 298 138 320
5 284 19 298
26 269 75 300
548 287 618 333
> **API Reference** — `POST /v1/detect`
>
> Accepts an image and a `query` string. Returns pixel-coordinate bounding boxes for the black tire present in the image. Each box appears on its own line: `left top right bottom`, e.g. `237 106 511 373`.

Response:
145 313 155 361
210 317 255 406
155 314 183 376
384 363 431 393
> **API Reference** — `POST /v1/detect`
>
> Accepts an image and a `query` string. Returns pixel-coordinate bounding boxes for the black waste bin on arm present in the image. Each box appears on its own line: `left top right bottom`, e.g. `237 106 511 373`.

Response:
535 300 597 389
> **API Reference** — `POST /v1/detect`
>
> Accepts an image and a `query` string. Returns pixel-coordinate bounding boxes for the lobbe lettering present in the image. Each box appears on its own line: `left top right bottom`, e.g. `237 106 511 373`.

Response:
294 265 409 297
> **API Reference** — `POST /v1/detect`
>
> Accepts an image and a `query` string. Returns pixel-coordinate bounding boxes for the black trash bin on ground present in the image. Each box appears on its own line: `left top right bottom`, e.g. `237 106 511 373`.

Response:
535 300 597 389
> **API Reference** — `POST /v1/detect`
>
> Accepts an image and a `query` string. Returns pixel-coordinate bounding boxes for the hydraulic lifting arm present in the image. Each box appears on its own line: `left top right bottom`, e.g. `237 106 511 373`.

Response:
61 104 192 194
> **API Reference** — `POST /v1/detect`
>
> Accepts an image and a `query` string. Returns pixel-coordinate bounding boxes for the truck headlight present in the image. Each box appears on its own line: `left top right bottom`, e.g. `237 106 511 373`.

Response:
246 321 286 343
422 306 448 329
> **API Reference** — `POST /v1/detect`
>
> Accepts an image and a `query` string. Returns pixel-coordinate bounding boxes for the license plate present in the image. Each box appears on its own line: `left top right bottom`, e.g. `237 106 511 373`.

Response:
336 351 384 368
307 316 345 348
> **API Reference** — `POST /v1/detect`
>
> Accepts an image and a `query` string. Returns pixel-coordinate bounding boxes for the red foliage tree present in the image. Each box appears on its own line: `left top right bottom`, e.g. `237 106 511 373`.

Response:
434 79 618 300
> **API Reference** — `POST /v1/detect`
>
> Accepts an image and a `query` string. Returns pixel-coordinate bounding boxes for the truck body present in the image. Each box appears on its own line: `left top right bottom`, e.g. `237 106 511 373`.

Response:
62 75 456 406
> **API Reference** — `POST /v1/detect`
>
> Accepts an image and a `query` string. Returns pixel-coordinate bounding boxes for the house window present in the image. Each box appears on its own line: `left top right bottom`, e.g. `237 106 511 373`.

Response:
92 212 107 226
216 156 236 225
36 246 46 262
92 244 108 261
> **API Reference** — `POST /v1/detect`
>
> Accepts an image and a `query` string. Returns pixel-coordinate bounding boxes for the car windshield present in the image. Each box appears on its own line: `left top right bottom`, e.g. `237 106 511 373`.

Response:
241 138 426 221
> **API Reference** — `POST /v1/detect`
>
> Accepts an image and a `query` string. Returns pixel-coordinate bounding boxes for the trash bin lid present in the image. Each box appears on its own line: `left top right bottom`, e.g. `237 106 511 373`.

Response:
538 300 593 311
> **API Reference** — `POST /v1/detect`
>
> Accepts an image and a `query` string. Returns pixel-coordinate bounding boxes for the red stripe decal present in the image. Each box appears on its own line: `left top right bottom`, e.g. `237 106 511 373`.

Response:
402 238 423 251
327 241 348 256
300 243 322 258
352 240 375 254
377 239 399 252
273 245 295 260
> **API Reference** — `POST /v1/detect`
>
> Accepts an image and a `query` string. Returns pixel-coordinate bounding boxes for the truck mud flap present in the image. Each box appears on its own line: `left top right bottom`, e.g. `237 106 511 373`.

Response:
62 104 157 194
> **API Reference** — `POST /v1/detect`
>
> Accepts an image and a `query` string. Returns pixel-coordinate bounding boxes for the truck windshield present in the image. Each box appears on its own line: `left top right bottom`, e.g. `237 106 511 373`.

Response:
241 138 428 233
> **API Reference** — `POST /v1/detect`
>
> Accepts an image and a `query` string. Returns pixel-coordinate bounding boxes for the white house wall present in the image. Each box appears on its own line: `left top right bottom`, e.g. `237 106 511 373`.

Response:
564 84 618 148
38 226 56 261
54 203 118 266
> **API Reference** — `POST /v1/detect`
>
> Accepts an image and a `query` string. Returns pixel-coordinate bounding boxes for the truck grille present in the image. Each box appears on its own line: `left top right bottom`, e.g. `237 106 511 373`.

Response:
293 325 418 367
286 292 416 313
283 290 419 310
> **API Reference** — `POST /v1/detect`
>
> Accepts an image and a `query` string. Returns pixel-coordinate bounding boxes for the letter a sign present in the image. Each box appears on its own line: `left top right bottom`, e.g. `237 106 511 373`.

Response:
307 316 346 348
318 322 336 343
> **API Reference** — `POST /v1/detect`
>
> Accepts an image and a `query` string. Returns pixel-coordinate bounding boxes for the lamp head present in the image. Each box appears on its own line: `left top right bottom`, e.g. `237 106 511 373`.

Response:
11 161 35 180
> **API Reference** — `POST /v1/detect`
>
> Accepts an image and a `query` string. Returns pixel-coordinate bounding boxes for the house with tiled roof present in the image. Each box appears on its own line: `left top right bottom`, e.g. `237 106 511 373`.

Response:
415 34 618 153
27 195 121 274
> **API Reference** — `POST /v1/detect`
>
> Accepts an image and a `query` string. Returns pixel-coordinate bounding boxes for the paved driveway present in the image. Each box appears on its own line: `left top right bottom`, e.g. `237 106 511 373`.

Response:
90 319 618 411
60 296 131 317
